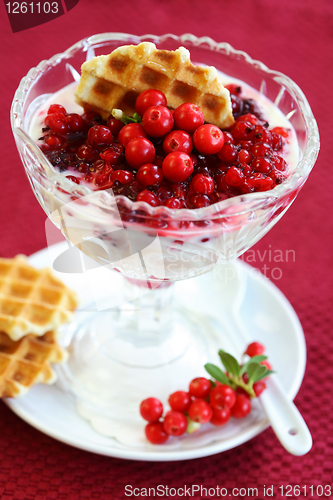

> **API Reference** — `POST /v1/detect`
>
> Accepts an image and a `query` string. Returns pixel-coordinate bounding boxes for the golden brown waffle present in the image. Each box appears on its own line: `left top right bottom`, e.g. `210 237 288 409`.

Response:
0 330 67 397
75 42 234 129
0 255 78 341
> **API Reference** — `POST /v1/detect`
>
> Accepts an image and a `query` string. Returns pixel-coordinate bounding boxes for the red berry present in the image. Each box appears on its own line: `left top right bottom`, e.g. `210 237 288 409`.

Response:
111 170 133 184
106 117 124 136
136 190 160 207
189 377 211 398
237 113 259 125
190 174 215 195
253 380 266 397
254 126 273 145
94 171 113 189
209 384 236 410
238 148 252 164
210 406 231 426
272 155 287 172
66 175 80 184
100 144 124 165
225 84 242 95
135 89 167 116
163 130 193 155
66 113 85 133
77 162 90 173
145 421 169 444
230 94 243 118
188 400 213 424
250 142 273 158
243 164 253 176
232 121 255 141
225 166 245 187
47 104 67 115
172 183 188 199
272 126 289 139
251 157 273 174
164 197 185 209
163 411 188 436
193 124 224 155
45 112 68 135
140 397 163 422
173 103 204 134
125 137 155 169
93 158 109 171
218 142 238 163
245 342 265 357
136 163 163 187
231 394 252 418
142 106 174 137
76 144 99 162
162 152 194 183
168 391 191 412
188 193 211 208
156 186 173 202
87 125 112 148
118 123 147 147
247 173 274 191
238 140 254 150
44 134 64 148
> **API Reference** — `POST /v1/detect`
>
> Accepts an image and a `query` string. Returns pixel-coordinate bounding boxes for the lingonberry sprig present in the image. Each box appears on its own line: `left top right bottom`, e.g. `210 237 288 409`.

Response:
205 345 274 399
140 342 273 444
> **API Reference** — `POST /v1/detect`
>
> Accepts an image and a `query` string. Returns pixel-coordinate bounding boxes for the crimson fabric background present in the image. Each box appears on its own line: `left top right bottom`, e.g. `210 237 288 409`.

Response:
0 0 332 498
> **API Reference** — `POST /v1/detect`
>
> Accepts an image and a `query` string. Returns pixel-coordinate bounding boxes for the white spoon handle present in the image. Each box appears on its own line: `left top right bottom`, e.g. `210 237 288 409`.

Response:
224 312 312 456
259 374 312 456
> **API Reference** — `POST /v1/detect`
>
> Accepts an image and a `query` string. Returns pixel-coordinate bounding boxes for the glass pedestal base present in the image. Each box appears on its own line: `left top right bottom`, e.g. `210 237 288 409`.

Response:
57 304 226 421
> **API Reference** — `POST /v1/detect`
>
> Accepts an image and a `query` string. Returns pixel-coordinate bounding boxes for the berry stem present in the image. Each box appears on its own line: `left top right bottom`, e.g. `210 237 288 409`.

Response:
111 108 142 124
227 373 256 399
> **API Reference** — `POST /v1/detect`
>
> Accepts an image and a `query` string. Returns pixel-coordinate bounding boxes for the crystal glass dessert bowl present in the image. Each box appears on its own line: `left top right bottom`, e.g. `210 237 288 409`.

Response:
11 32 319 283
11 33 319 422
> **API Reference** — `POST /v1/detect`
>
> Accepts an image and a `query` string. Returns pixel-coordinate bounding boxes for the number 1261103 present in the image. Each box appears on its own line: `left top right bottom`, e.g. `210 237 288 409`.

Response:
6 2 59 14
279 485 331 497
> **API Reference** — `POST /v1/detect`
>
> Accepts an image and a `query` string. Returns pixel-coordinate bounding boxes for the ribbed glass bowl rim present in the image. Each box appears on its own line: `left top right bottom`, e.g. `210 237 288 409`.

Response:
11 32 320 221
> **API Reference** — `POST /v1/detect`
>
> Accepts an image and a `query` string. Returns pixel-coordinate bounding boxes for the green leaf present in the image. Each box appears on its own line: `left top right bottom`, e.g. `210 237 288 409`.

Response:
240 355 267 375
218 350 241 378
247 363 267 384
204 363 231 386
254 369 275 382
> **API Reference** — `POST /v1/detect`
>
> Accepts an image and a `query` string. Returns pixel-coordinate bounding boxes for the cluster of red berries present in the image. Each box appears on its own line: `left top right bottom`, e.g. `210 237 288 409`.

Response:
140 342 272 444
40 86 289 210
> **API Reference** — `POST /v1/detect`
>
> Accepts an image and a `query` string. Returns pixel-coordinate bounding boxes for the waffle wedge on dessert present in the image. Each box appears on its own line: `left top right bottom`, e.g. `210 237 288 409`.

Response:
0 255 78 341
75 42 234 129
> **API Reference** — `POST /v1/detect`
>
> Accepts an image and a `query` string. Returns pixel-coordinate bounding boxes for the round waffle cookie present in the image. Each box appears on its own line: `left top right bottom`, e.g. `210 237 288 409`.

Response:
0 255 78 341
0 330 68 397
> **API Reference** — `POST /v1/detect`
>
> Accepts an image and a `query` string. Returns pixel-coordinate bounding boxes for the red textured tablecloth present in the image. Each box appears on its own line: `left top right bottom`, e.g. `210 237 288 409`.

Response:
0 0 332 498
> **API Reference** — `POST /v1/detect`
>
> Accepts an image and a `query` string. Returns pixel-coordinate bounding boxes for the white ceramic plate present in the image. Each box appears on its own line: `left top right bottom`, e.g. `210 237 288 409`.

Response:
4 243 306 461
